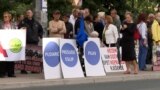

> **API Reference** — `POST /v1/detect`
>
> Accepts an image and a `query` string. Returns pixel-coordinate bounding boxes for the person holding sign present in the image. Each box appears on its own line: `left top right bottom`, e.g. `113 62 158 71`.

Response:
48 10 66 38
121 12 138 74
18 9 43 74
102 15 119 47
0 11 17 78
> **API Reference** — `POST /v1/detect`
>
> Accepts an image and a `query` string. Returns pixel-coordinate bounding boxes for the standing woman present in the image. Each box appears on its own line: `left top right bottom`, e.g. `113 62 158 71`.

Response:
121 13 138 74
0 11 17 78
137 13 148 70
102 15 119 47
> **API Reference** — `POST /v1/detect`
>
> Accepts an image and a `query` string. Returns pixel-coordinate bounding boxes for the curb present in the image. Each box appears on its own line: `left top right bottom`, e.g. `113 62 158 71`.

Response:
1 72 160 89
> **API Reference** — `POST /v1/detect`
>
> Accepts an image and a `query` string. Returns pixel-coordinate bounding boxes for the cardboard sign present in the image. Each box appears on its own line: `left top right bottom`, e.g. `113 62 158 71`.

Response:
15 45 42 73
84 38 106 76
0 30 26 61
60 39 84 78
43 38 62 79
101 47 127 72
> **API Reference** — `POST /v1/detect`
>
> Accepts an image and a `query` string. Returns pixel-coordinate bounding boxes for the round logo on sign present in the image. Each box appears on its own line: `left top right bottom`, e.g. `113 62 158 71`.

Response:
61 43 78 67
9 38 22 53
44 42 60 67
85 41 100 65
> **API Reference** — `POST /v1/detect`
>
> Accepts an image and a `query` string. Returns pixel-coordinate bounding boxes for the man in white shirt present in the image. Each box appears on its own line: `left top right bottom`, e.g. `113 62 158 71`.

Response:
69 9 79 37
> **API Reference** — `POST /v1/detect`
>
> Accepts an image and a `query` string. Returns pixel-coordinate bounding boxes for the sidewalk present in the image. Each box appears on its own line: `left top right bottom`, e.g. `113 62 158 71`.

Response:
0 71 160 90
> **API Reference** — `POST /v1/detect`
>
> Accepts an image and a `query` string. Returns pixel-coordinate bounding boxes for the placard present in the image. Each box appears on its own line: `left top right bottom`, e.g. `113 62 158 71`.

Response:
84 38 106 76
0 30 26 61
101 47 127 72
43 38 62 79
60 39 84 78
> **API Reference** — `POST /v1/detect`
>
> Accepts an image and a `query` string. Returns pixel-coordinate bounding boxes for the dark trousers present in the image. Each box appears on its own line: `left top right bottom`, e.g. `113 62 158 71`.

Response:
0 62 15 76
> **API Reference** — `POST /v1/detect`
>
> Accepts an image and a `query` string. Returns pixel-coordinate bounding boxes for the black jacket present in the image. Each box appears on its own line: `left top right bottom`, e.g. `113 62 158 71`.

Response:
64 21 73 38
18 18 43 44
93 22 104 41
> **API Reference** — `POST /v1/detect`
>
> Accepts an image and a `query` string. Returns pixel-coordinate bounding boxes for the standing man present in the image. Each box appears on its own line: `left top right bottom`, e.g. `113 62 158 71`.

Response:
48 10 66 38
18 9 43 74
110 9 122 63
110 9 121 31
69 9 79 38
62 14 73 39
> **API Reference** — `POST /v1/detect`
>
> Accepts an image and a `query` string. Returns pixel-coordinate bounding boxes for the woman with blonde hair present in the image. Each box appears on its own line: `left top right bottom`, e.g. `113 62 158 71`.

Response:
0 11 17 78
102 15 119 47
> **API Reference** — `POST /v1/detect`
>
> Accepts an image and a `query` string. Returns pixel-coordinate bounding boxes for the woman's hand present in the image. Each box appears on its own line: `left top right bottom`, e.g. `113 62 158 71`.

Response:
121 24 127 30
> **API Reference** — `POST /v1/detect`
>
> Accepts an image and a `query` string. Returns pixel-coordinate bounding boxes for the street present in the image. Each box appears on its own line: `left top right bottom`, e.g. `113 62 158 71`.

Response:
8 79 160 90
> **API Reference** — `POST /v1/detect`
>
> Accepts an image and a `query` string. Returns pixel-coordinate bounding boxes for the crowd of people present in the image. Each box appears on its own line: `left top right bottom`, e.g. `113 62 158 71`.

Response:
0 6 160 78
0 9 43 78
48 8 160 75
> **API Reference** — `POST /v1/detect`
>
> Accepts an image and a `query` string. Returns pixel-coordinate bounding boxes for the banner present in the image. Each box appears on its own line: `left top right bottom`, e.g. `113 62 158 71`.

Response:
60 39 84 78
0 30 26 61
101 47 127 72
84 38 106 76
15 45 43 73
43 38 62 79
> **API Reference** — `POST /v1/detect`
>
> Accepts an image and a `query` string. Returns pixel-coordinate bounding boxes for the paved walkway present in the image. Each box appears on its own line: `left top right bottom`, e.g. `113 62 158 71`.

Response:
0 71 160 89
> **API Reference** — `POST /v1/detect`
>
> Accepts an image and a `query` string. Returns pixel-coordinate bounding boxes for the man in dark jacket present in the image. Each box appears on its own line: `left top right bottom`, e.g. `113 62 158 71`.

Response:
19 9 43 45
18 9 43 74
62 14 73 38
93 14 104 41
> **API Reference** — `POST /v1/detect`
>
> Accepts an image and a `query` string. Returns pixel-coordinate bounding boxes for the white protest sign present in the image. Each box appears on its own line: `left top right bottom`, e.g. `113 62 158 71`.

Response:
101 47 127 72
60 39 84 78
43 38 62 79
84 38 106 76
0 30 26 61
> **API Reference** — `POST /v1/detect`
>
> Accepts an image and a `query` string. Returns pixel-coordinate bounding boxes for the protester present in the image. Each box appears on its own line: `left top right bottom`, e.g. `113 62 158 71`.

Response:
152 12 160 44
18 9 43 74
98 12 106 26
110 9 121 31
110 9 122 63
69 9 79 37
121 12 138 74
147 14 155 28
137 13 148 70
62 14 73 38
102 15 118 47
93 14 104 41
83 8 90 18
0 11 17 78
48 10 66 38
16 14 25 26
74 10 83 37
146 14 155 64
84 15 95 36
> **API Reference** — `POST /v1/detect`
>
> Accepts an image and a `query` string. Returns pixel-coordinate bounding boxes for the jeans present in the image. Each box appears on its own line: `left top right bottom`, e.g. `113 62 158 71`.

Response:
138 40 148 70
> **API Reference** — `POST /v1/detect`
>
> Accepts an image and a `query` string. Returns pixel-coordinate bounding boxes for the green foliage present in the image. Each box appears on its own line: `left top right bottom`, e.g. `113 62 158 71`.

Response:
47 0 73 21
0 0 33 19
47 0 160 20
